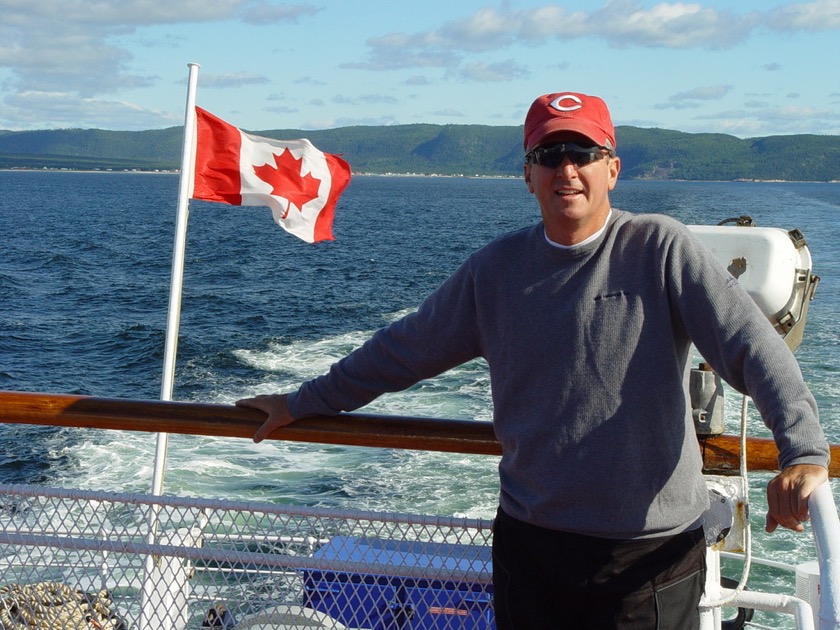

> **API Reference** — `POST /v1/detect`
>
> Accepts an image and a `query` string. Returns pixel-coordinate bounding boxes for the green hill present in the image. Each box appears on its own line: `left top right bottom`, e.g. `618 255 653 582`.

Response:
0 124 838 181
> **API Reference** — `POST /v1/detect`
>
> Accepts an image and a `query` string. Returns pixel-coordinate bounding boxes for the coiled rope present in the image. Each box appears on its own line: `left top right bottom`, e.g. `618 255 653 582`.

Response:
0 582 126 630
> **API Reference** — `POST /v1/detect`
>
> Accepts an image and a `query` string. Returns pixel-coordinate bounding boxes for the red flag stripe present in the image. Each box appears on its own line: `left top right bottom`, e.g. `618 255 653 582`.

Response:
193 107 242 205
316 152 351 242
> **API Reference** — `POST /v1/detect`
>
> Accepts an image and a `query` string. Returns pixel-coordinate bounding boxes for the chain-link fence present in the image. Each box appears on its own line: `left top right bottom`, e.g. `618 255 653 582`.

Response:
0 484 494 629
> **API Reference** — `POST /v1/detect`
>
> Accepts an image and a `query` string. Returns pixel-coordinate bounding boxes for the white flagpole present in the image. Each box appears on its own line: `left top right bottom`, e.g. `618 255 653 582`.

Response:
152 62 201 497
140 63 202 630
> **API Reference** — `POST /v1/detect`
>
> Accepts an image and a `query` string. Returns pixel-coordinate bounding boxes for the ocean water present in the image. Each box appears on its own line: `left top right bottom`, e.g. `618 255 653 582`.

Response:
1 171 839 624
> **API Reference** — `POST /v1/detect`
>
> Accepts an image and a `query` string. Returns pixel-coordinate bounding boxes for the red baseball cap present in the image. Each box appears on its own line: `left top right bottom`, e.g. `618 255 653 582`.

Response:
523 92 616 151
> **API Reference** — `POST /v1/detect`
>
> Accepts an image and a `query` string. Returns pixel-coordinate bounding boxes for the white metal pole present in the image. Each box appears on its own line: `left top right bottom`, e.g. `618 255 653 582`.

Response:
152 61 201 497
809 482 840 630
699 547 722 629
140 62 201 630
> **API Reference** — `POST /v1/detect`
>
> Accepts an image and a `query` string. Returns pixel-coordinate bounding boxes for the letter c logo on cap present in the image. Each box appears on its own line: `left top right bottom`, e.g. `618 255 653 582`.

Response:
549 94 583 112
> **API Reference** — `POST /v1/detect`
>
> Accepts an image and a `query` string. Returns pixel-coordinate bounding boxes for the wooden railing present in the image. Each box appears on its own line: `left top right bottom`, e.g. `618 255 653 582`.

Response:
1 390 838 477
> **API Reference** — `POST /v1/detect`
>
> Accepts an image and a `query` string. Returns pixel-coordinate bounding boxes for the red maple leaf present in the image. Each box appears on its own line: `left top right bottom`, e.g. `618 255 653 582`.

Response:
253 148 322 219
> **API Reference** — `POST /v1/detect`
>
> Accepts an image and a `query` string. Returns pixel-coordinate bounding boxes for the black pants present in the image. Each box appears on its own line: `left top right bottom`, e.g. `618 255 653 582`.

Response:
492 508 706 629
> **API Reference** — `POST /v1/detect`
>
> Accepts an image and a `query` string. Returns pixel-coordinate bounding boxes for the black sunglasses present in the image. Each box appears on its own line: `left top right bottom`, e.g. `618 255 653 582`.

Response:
526 142 615 168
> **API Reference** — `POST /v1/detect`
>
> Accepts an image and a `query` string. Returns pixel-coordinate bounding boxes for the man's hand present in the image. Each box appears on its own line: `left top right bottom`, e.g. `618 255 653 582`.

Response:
235 394 296 443
765 463 829 533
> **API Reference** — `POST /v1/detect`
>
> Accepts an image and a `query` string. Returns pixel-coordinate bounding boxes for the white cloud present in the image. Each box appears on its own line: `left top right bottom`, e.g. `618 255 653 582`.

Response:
764 0 840 31
750 104 839 123
199 73 271 88
691 104 840 136
432 108 466 118
1 90 179 129
0 0 314 28
302 114 402 129
293 77 327 86
670 85 734 101
458 60 528 82
405 75 430 86
0 0 319 95
238 2 321 25
330 93 398 107
436 7 519 52
356 0 759 75
592 1 756 49
517 7 589 41
654 101 701 111
654 85 733 111
265 105 298 114
346 32 460 70
359 94 399 105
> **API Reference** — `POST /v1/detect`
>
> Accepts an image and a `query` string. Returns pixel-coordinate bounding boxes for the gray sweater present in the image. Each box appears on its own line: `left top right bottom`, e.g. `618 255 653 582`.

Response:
289 210 829 538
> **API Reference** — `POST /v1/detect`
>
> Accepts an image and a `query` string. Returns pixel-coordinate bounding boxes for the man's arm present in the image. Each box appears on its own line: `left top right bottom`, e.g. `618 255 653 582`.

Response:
236 394 295 443
765 463 829 532
664 224 830 535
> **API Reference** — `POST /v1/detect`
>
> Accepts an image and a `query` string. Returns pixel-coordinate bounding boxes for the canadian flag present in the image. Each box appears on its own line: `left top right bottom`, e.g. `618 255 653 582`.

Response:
192 107 352 243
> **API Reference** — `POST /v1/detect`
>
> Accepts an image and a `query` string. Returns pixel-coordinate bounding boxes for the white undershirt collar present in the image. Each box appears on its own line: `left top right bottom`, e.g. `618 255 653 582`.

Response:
544 210 612 250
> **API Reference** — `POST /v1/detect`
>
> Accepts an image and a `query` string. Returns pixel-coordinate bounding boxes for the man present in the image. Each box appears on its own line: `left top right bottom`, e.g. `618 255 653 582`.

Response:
237 92 829 629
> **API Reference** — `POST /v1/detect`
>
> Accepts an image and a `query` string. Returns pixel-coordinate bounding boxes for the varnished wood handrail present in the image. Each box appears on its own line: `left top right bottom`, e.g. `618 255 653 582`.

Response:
1 390 838 476
0 390 500 455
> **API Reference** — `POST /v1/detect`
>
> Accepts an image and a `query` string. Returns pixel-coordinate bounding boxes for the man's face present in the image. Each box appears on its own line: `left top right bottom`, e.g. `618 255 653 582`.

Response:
524 132 620 246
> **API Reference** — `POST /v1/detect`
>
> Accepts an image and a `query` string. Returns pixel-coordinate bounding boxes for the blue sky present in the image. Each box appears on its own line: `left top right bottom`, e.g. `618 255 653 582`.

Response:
1 0 839 138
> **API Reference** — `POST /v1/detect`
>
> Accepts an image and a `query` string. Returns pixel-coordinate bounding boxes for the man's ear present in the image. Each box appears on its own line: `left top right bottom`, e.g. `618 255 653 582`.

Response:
608 156 621 190
524 163 534 193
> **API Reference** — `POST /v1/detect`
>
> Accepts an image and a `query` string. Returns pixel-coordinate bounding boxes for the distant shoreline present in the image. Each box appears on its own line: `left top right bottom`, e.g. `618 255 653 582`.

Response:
0 167 177 174
2 168 837 184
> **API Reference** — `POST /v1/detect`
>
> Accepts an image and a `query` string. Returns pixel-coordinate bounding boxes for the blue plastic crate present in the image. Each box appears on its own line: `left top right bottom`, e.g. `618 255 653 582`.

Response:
303 536 494 629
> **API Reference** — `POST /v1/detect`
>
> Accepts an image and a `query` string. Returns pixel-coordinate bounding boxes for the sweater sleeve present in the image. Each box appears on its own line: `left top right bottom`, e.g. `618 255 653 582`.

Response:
666 223 829 470
288 258 484 418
